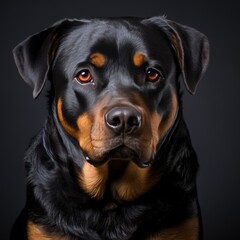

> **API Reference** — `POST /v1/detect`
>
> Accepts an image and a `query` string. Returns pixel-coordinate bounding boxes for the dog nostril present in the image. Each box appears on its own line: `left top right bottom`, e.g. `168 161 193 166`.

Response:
106 112 123 129
105 107 141 134
111 116 121 127
128 116 141 127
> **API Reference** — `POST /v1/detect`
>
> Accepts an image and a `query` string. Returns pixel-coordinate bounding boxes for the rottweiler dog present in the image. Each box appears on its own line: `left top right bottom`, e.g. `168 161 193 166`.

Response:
11 16 209 240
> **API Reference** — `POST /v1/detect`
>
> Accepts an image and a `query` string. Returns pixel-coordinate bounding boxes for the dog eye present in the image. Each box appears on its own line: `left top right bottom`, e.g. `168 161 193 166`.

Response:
146 68 163 82
76 70 93 83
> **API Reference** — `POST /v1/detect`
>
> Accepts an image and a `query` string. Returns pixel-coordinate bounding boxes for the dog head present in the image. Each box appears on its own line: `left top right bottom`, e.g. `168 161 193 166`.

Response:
13 17 209 199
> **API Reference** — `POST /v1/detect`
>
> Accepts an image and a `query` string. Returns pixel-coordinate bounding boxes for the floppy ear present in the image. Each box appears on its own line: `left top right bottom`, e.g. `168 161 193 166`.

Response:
143 16 210 94
13 19 76 99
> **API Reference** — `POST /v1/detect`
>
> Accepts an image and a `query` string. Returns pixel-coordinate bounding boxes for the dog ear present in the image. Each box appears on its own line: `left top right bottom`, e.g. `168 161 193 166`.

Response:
13 19 80 99
143 17 210 94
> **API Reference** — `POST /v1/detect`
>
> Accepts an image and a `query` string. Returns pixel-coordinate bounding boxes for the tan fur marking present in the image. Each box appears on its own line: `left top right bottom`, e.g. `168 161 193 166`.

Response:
132 92 160 160
133 52 148 67
146 218 199 240
58 91 177 202
57 98 96 157
56 99 107 199
90 52 106 67
112 161 159 201
27 221 66 240
57 98 78 138
158 91 178 140
79 162 108 199
150 111 162 156
73 99 109 199
76 113 93 152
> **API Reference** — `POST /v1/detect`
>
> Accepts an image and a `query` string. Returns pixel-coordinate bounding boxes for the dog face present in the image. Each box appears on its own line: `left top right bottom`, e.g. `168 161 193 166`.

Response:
54 19 179 168
13 17 209 200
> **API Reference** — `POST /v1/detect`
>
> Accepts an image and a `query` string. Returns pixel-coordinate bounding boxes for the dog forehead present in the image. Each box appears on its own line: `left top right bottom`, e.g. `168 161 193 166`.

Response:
60 19 147 56
54 18 173 75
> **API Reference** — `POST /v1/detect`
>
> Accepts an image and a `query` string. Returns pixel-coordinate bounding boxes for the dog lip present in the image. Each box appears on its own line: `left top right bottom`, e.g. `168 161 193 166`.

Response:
84 145 152 168
107 146 137 161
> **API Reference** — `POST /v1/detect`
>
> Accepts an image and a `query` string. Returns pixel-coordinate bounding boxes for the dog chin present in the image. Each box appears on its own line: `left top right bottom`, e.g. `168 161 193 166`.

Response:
84 145 153 168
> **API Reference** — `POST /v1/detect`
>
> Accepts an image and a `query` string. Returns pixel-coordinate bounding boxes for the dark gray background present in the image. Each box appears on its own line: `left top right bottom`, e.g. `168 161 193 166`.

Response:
1 0 239 239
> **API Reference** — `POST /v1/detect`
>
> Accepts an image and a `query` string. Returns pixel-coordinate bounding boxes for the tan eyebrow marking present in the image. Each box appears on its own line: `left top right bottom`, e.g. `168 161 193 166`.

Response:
133 52 148 67
89 52 106 67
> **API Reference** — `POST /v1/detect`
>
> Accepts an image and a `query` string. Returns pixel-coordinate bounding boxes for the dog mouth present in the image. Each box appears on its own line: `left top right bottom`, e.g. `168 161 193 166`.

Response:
84 145 153 168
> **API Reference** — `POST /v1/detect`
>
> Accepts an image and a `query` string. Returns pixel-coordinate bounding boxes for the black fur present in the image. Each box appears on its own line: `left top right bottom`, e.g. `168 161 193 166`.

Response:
11 16 209 240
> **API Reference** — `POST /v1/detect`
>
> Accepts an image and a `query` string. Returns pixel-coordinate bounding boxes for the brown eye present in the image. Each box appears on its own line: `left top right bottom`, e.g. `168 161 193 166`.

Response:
146 68 162 82
76 70 93 83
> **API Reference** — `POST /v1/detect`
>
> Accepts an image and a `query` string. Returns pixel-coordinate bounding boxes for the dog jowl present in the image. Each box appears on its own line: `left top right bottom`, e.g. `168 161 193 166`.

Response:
11 16 209 240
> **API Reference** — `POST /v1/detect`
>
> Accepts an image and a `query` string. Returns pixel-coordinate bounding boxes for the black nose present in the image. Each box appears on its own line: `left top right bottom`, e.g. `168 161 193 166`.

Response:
105 107 142 134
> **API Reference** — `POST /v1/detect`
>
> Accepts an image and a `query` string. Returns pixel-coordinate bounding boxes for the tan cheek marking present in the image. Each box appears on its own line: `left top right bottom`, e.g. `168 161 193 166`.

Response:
146 218 199 240
132 92 161 161
78 162 108 199
150 111 162 156
76 113 93 153
111 162 159 201
57 100 99 157
57 98 109 200
27 221 65 240
133 52 148 67
148 90 178 158
57 98 79 139
76 97 108 151
90 52 106 67
158 91 178 140
74 103 108 199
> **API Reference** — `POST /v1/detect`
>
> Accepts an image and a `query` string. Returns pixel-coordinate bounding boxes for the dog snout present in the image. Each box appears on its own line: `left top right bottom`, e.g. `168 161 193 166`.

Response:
105 106 142 135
